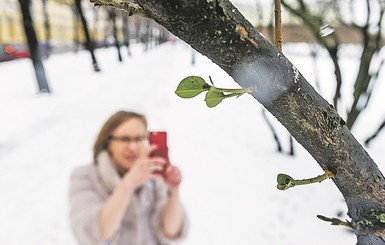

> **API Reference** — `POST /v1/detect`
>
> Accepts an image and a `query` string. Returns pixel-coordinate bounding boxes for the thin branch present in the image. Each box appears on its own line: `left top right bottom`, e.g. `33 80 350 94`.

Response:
90 0 145 16
274 0 282 51
262 109 282 153
317 215 352 228
365 119 385 146
298 0 307 11
365 0 371 29
374 2 385 49
363 58 384 110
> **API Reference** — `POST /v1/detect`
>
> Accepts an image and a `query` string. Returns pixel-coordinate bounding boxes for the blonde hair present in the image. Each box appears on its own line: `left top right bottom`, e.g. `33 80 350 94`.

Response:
93 111 147 163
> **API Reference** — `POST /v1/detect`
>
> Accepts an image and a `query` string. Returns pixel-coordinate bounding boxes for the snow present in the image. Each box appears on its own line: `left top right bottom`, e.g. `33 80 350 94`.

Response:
0 40 384 245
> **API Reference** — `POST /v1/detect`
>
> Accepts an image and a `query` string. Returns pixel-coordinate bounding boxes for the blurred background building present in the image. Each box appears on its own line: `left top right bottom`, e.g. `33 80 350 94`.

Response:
0 0 379 63
0 0 171 61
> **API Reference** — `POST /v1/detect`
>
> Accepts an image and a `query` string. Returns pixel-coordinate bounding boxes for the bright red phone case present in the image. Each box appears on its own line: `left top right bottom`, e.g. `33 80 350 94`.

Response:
149 132 170 174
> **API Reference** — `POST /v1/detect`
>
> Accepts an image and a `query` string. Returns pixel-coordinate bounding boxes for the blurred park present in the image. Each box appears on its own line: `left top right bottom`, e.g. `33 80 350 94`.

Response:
1 0 385 244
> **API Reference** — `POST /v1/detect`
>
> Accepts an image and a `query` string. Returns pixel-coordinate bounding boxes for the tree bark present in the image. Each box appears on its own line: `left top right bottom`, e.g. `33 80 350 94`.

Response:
91 0 385 243
18 0 51 93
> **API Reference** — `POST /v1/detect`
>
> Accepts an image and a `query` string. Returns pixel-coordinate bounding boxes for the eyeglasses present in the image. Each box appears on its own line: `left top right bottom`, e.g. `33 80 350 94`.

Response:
108 135 146 144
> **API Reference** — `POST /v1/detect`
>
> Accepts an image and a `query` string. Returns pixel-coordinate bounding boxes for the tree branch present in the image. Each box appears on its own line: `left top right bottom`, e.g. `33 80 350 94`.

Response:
89 0 145 16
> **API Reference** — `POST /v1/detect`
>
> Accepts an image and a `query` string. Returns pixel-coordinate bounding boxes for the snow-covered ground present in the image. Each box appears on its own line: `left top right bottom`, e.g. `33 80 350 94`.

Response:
0 40 384 245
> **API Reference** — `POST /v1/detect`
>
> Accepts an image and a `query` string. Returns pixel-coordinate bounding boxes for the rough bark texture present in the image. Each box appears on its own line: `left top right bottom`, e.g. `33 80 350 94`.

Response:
94 0 385 243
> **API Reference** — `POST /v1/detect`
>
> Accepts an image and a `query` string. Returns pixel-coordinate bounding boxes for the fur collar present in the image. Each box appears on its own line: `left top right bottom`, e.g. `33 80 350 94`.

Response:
96 150 121 193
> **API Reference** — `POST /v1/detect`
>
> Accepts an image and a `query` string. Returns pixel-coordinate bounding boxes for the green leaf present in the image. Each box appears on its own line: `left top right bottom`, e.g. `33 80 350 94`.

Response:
276 173 295 190
204 88 226 108
175 76 210 98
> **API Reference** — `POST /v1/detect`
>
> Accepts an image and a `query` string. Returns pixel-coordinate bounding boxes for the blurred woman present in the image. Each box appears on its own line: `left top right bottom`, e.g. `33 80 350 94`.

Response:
69 111 187 245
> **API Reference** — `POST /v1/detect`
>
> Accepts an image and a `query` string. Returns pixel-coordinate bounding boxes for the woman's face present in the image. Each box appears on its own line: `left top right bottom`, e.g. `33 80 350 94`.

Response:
108 118 147 170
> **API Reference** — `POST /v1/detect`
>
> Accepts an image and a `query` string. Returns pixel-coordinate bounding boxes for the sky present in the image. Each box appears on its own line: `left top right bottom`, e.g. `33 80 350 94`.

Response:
0 39 384 245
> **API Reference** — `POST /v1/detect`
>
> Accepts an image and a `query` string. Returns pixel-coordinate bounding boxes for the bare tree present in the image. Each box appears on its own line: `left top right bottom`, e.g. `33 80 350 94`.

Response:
122 14 132 57
18 0 51 93
89 0 385 244
281 0 385 130
74 0 101 71
108 9 123 62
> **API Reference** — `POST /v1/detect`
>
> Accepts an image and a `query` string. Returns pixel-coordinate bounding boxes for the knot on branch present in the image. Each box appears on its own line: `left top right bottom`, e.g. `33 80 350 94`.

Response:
235 24 259 48
315 104 346 144
322 104 346 130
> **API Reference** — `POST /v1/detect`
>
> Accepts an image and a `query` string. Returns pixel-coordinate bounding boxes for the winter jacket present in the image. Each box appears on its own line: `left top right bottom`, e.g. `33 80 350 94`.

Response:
69 151 187 245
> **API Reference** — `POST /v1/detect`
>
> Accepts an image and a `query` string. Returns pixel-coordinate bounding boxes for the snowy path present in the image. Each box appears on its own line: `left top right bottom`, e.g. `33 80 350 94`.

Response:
0 41 383 244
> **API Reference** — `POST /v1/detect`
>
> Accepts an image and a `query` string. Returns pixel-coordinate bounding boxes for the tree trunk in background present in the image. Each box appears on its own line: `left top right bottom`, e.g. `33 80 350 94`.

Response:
74 0 101 72
71 5 81 52
122 14 132 57
18 0 51 93
42 0 51 58
91 1 385 243
108 9 123 62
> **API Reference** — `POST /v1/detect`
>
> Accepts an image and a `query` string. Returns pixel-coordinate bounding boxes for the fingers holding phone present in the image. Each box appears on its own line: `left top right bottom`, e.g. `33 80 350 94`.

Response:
148 131 170 175
148 132 169 161
123 154 166 189
148 131 182 188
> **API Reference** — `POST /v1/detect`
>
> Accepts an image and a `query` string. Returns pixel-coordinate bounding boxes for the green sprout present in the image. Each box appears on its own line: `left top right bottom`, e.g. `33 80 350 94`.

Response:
175 75 256 108
317 215 351 228
276 170 334 191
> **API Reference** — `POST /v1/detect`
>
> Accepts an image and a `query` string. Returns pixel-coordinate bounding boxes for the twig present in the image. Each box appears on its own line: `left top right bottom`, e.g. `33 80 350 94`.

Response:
89 0 145 16
274 0 282 51
317 215 352 228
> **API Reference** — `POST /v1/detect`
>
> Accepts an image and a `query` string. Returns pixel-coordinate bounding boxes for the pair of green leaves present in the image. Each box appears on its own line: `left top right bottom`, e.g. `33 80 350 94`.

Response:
175 76 255 108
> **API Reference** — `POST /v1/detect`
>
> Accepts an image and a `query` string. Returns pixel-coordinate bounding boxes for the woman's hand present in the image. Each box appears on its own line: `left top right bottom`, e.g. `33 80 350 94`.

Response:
123 145 167 189
163 165 182 192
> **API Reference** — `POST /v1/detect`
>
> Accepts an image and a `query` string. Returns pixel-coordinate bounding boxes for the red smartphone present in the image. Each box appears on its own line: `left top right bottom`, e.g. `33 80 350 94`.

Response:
149 131 170 174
